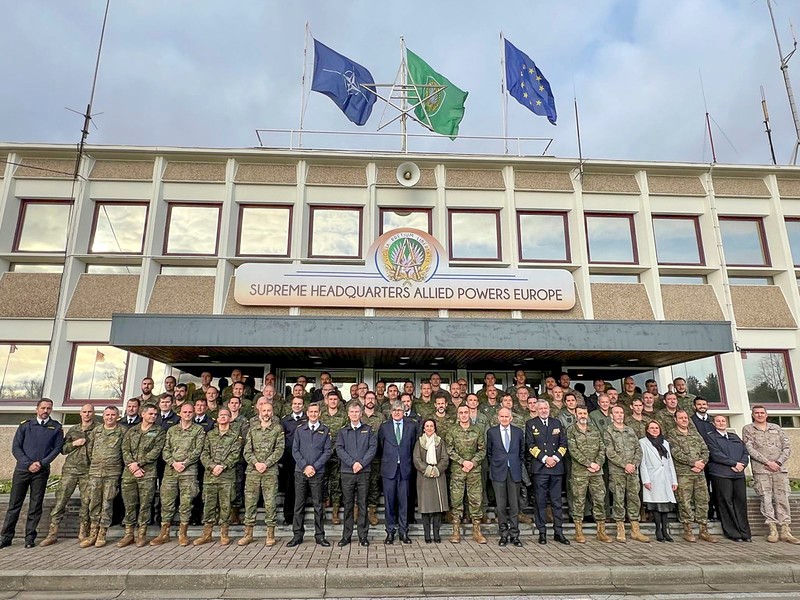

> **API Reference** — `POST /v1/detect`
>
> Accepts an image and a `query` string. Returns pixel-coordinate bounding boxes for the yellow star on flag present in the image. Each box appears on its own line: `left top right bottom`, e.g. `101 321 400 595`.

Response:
536 100 542 106
520 82 525 88
539 85 545 91
523 92 528 98
536 75 542 81
528 68 534 74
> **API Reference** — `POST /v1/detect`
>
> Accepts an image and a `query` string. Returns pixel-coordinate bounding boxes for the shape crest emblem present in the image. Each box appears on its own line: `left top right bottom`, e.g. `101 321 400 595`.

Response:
379 231 436 283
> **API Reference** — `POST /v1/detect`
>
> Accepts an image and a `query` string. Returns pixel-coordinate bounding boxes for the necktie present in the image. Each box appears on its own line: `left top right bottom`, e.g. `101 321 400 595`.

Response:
311 424 316 432
395 422 402 444
543 419 548 428
294 415 299 421
503 428 510 452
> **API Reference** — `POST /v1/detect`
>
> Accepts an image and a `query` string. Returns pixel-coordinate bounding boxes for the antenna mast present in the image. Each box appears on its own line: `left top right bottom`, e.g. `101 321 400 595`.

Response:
767 0 800 164
761 85 778 165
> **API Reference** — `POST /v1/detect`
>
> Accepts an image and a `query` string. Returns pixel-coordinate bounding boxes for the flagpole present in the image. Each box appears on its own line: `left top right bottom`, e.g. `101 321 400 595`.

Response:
500 32 509 154
298 21 310 149
400 37 409 153
574 96 584 183
0 346 12 399
88 351 99 400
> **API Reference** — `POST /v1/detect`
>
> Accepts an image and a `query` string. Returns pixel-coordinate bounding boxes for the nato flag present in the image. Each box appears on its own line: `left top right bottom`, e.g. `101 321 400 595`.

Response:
311 39 376 126
504 38 557 125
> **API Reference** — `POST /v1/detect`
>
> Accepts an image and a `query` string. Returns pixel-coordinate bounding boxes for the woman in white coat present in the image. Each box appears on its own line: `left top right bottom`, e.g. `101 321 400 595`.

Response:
639 421 678 542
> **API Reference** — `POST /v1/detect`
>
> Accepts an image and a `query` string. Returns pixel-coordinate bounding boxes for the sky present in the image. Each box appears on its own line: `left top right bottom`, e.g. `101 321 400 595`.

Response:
2 0 800 165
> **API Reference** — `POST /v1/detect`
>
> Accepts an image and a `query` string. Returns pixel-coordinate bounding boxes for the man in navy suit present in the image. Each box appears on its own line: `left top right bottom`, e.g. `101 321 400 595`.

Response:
690 396 717 520
378 400 418 544
526 399 570 545
486 408 526 547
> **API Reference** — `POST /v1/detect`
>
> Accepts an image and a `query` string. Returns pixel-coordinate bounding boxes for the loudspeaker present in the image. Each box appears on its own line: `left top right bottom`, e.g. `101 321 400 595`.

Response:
395 162 421 187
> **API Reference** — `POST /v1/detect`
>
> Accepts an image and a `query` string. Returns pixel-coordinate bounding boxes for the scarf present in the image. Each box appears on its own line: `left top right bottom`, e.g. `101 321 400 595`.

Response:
646 431 669 459
419 433 441 476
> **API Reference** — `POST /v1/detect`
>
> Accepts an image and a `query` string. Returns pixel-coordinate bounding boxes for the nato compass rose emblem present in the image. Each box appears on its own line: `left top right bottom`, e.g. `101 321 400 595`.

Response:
378 231 437 284
322 68 368 100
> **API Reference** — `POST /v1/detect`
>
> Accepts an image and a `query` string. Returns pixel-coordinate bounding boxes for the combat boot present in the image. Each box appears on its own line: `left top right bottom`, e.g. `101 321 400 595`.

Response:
331 502 341 525
573 521 586 544
94 527 108 548
518 512 533 524
39 523 59 547
220 525 231 546
472 520 487 544
630 521 650 543
682 522 697 542
136 525 148 547
615 521 626 543
149 523 171 546
237 525 254 546
449 524 461 544
265 526 276 547
780 524 800 544
178 523 190 546
596 521 613 543
193 523 213 546
80 524 98 548
698 523 717 543
368 506 379 526
78 521 89 543
116 525 135 548
230 509 240 526
767 522 779 543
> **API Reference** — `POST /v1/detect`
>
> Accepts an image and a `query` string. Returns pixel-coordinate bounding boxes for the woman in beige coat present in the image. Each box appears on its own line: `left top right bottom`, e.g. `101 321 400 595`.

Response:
413 419 449 543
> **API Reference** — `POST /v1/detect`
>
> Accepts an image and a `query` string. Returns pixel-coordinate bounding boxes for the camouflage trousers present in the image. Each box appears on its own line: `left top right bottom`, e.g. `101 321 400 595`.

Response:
202 475 235 525
367 459 382 508
676 472 709 525
120 475 157 527
87 475 119 528
609 471 641 522
323 456 342 505
570 474 606 522
50 472 90 526
244 469 279 527
160 472 199 525
450 467 483 522
754 472 791 525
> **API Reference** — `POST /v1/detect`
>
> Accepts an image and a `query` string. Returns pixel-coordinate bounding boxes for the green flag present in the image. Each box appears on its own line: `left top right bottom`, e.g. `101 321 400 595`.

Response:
405 49 468 140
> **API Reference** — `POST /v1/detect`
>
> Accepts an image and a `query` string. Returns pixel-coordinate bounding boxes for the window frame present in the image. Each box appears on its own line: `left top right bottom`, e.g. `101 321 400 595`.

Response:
718 216 771 267
784 216 800 267
236 203 293 258
162 202 222 256
88 200 149 255
307 205 364 259
0 343 50 404
584 212 638 265
740 349 797 409
378 207 433 235
651 214 705 266
516 210 571 264
448 208 502 261
13 199 74 253
63 343 131 407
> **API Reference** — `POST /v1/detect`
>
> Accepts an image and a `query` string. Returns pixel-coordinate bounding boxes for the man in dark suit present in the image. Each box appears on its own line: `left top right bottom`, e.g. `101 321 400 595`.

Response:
378 399 418 544
486 408 526 547
119 398 142 428
288 403 333 547
526 399 570 545
690 396 717 520
706 414 751 542
280 397 307 525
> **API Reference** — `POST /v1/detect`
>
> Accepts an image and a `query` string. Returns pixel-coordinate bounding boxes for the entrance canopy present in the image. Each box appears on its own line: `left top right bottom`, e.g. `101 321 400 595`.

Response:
110 315 734 370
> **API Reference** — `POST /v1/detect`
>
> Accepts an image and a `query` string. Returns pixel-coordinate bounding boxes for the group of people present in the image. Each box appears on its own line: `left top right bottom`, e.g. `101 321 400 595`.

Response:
1 368 799 551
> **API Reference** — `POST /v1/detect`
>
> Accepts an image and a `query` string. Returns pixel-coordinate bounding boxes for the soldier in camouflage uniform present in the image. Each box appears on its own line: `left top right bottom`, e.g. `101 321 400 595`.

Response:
226 396 249 524
479 385 501 421
321 390 347 525
117 404 166 548
603 406 649 543
361 391 385 526
415 380 436 420
81 407 125 548
558 393 579 430
624 398 648 440
150 403 204 547
673 377 696 413
668 408 716 543
568 406 612 543
447 405 487 544
476 372 498 405
192 371 214 402
655 392 694 437
589 394 612 432
40 404 96 546
238 402 285 546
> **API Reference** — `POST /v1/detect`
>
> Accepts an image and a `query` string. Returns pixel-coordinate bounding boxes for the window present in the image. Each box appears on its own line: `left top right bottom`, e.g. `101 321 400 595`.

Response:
672 356 725 406
661 275 707 285
86 264 142 274
728 276 773 285
90 202 148 254
517 211 570 263
741 350 795 406
237 205 292 256
719 217 770 266
449 210 501 260
585 214 637 264
589 274 639 283
11 263 63 273
786 218 800 266
767 416 797 428
0 344 49 403
160 266 217 276
67 345 129 403
652 216 703 265
164 204 221 255
380 208 432 234
14 200 73 252
308 206 363 258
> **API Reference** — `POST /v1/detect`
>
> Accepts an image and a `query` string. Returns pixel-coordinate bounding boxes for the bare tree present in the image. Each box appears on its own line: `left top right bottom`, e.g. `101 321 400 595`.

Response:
102 367 125 400
753 354 787 392
21 378 44 399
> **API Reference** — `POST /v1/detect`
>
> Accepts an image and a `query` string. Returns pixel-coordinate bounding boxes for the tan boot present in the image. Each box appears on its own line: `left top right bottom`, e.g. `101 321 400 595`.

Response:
149 523 171 546
596 521 613 543
449 524 461 543
574 521 586 544
682 522 697 543
237 525 254 546
780 524 800 545
116 525 135 548
78 521 89 543
472 520 487 544
353 505 359 522
630 521 650 543
265 526 276 547
230 510 240 526
136 525 148 547
699 523 717 543
331 502 341 525
220 525 231 546
39 523 59 547
193 523 214 546
368 506 379 526
178 523 190 546
615 521 626 543
518 512 533 524
767 522 779 543
94 527 108 548
79 524 98 548
444 511 454 524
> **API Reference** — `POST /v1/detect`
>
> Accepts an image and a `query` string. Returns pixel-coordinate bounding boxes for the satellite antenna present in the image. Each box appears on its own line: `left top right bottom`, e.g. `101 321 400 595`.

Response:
767 0 800 164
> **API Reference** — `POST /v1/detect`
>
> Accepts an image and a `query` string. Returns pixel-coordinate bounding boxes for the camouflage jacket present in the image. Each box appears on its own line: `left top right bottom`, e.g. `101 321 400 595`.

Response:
163 423 205 476
87 425 125 477
122 424 166 480
603 424 642 473
446 424 486 467
667 427 709 476
742 423 791 474
243 421 285 474
201 426 244 480
61 421 97 476
567 424 605 476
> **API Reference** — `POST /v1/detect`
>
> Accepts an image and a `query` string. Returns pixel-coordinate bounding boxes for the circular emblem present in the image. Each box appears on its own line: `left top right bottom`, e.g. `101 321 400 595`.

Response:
423 76 445 116
377 230 438 283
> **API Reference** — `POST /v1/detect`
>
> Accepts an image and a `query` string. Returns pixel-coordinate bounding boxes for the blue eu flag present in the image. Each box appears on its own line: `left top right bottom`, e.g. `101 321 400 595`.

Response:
311 39 376 126
504 38 557 125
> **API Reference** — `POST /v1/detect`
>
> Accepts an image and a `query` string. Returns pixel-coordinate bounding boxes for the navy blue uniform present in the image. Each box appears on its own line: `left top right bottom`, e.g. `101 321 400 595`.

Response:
526 416 568 536
291 422 332 542
280 412 308 524
336 423 377 543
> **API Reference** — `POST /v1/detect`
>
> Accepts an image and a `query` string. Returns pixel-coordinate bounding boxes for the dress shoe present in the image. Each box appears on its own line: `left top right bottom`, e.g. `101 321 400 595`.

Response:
24 540 35 548
360 540 369 547
286 537 303 548
400 533 412 544
499 537 508 547
538 532 547 545
282 519 292 526
337 538 351 547
742 537 752 543
554 532 571 545
384 531 395 545
0 539 11 549
316 538 331 547
512 537 523 547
